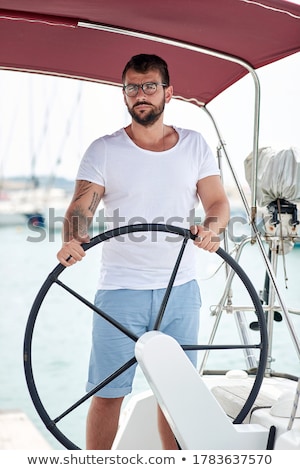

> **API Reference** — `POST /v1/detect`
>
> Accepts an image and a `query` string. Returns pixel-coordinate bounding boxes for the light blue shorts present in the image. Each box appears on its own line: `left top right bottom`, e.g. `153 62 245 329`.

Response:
86 280 201 398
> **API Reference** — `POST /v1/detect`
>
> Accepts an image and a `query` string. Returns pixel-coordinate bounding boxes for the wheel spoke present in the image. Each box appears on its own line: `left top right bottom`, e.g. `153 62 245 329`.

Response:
182 343 262 351
154 236 189 330
54 357 137 423
54 278 139 342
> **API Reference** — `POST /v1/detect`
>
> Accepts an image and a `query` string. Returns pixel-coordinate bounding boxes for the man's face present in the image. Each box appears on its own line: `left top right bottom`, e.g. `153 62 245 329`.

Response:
123 69 172 126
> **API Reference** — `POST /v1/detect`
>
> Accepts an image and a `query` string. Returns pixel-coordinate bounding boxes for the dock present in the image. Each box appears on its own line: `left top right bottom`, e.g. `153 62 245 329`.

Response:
0 409 52 449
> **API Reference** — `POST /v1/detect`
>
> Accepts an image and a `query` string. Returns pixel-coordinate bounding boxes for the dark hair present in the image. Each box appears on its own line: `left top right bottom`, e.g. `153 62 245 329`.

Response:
122 54 170 86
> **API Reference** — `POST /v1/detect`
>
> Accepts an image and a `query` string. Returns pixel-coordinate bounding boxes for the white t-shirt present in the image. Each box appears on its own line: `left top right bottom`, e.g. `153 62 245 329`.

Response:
77 126 220 289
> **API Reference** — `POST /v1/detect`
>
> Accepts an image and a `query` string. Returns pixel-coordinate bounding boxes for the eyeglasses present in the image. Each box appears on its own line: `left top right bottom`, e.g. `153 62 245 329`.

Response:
123 82 167 97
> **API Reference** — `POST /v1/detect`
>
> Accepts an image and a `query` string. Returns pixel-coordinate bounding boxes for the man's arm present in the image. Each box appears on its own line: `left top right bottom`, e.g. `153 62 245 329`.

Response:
57 180 105 266
191 175 230 252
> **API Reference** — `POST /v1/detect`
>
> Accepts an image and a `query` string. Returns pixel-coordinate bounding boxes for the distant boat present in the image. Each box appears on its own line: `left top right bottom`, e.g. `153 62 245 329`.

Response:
0 184 70 229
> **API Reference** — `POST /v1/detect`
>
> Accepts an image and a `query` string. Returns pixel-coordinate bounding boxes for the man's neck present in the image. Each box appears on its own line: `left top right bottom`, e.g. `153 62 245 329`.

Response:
125 121 178 152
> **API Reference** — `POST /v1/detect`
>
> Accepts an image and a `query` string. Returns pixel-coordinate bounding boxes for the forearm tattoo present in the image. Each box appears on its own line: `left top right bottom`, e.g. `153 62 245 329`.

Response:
88 191 101 214
64 181 102 241
73 180 93 203
64 206 92 242
72 206 91 238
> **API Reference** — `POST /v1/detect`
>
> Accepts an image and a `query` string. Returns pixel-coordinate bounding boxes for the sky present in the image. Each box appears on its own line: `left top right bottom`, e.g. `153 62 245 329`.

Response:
0 51 299 191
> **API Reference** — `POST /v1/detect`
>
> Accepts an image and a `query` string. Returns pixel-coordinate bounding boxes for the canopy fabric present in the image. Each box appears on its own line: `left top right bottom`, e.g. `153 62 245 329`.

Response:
0 0 299 104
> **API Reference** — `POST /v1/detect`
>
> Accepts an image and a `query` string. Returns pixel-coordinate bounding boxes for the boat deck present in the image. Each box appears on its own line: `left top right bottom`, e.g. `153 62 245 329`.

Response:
113 372 300 450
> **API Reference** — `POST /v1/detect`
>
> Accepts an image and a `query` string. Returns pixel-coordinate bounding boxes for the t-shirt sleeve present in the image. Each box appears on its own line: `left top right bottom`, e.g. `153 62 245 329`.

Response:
197 133 220 181
76 138 106 186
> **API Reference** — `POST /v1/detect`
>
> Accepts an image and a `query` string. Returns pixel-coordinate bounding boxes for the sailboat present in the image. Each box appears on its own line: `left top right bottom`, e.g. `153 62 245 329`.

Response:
1 0 299 450
0 74 82 229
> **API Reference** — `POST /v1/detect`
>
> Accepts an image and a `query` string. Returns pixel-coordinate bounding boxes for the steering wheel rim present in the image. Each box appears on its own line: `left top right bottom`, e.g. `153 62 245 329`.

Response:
24 223 268 449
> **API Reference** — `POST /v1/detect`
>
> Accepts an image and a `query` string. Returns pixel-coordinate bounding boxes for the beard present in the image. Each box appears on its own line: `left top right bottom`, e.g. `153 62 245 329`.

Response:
126 98 165 126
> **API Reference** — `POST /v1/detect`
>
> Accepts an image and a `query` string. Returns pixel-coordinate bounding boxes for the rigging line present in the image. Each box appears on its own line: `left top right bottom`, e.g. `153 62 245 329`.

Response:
197 244 241 281
0 13 76 28
277 199 289 289
50 83 83 175
0 88 21 183
240 0 300 19
29 78 57 182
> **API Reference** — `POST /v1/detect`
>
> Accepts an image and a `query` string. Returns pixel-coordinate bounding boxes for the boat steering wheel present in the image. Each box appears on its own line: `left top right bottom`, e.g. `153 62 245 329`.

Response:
24 224 268 449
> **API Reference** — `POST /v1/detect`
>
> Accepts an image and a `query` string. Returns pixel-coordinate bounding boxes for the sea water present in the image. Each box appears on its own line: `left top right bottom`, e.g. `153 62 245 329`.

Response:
0 225 299 449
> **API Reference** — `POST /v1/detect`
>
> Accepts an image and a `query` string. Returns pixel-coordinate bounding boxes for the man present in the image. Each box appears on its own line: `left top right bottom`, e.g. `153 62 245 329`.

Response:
57 54 230 449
